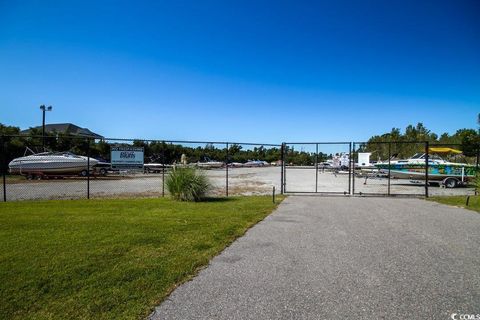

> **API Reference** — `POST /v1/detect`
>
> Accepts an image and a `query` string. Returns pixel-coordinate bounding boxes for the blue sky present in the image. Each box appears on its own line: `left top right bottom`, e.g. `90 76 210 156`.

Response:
0 0 479 143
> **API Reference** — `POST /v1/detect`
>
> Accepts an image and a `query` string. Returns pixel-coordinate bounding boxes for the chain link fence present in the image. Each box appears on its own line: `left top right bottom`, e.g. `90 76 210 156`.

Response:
1 135 283 201
352 141 479 196
283 142 352 194
1 135 478 201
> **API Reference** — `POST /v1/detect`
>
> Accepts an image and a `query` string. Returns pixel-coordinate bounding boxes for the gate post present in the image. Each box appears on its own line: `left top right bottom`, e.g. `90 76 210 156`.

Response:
86 138 90 199
280 143 285 194
425 141 429 198
161 141 165 197
225 142 229 197
475 145 479 196
315 143 318 193
388 142 391 196
348 142 352 195
352 142 356 195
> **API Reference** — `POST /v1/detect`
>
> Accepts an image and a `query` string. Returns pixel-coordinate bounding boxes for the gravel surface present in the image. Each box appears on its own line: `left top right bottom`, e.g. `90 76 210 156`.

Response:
150 197 480 320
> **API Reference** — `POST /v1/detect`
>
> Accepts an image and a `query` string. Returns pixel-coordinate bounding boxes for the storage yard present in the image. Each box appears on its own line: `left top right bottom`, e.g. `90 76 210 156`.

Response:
2 166 476 201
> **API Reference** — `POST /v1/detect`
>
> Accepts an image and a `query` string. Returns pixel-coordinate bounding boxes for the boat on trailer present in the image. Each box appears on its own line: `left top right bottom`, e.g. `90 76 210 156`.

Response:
9 151 99 178
144 163 172 173
374 148 478 188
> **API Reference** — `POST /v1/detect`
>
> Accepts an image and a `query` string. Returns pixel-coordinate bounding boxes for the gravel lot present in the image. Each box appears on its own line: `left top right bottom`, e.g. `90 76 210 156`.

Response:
150 196 480 320
1 167 476 201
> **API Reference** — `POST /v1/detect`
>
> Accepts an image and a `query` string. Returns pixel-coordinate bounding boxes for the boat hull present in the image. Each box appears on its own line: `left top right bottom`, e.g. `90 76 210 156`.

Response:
376 163 477 181
196 162 224 169
9 155 98 175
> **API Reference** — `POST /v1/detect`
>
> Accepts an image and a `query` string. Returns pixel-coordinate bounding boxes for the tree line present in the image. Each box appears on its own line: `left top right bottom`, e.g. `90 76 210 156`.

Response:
1 122 479 171
358 123 480 162
0 123 320 168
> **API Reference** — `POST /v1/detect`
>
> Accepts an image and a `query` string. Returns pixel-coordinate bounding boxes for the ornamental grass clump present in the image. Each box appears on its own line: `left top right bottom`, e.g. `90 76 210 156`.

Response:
165 167 211 201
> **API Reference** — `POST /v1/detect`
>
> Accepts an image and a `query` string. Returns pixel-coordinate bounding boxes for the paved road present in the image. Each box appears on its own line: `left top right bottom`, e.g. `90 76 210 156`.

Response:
150 197 480 320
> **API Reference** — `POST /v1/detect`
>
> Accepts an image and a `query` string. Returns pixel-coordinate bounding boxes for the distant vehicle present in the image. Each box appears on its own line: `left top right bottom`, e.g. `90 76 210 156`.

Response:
196 157 224 169
144 163 170 173
228 162 244 168
318 162 332 168
244 160 269 167
93 161 111 176
9 151 99 178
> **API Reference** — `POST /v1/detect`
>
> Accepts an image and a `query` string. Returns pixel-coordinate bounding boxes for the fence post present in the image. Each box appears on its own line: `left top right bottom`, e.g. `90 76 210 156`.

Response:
315 143 318 193
348 142 352 195
476 146 479 196
425 141 429 198
225 142 229 197
86 138 90 199
2 135 6 202
352 142 356 195
281 143 286 194
161 141 165 197
476 146 479 169
388 142 391 196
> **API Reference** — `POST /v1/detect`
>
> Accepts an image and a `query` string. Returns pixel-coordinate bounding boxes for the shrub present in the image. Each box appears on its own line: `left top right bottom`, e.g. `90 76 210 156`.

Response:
165 167 211 201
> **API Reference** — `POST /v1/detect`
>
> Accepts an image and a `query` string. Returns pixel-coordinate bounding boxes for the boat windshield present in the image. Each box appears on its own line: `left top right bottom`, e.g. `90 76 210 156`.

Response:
33 151 82 158
430 154 444 160
410 153 424 159
410 153 444 161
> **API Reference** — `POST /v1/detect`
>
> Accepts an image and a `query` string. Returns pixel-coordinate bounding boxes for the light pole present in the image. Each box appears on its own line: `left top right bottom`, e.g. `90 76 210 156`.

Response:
40 105 52 149
477 111 480 144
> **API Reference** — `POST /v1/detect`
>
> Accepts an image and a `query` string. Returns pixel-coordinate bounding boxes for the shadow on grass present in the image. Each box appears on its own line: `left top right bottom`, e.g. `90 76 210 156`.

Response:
201 197 237 203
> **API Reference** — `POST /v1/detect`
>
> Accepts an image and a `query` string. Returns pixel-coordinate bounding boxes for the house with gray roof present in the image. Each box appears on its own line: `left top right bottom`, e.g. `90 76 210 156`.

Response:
21 123 103 139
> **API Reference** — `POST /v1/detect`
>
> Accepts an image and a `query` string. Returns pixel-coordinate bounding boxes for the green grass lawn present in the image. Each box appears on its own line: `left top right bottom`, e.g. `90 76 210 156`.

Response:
428 195 480 213
0 196 284 319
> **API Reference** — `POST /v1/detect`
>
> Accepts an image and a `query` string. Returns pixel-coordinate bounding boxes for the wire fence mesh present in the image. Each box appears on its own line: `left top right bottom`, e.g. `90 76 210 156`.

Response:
283 142 351 194
2 135 91 201
1 135 478 201
352 141 479 196
1 135 283 201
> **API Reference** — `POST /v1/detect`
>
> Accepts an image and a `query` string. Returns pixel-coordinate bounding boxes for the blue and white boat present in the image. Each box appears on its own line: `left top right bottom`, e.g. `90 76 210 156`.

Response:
374 148 478 188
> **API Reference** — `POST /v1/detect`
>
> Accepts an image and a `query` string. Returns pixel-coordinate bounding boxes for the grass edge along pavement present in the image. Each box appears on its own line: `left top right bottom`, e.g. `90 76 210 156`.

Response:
428 195 480 213
0 196 284 320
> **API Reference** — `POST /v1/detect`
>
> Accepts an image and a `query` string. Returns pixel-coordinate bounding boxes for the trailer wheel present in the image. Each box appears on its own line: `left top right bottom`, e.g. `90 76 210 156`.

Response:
99 168 107 176
80 170 88 177
444 177 458 188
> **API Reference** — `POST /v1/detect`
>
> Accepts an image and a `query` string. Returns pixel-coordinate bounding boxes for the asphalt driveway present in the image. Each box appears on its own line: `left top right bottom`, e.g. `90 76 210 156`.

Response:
150 197 480 320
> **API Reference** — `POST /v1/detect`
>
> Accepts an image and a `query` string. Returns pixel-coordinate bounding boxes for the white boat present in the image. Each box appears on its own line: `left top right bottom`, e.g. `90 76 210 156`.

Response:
195 157 224 169
144 163 171 173
9 152 99 176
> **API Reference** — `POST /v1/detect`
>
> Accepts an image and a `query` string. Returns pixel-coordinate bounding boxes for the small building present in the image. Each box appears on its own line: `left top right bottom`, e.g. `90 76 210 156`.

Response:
21 123 103 139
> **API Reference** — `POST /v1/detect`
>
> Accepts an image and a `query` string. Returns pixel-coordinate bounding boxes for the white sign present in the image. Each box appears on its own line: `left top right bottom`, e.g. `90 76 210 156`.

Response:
111 146 144 169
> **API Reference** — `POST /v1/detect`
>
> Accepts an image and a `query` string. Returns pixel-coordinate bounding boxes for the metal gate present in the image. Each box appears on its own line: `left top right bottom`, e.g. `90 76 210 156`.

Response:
282 142 352 194
281 141 479 197
352 141 428 197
